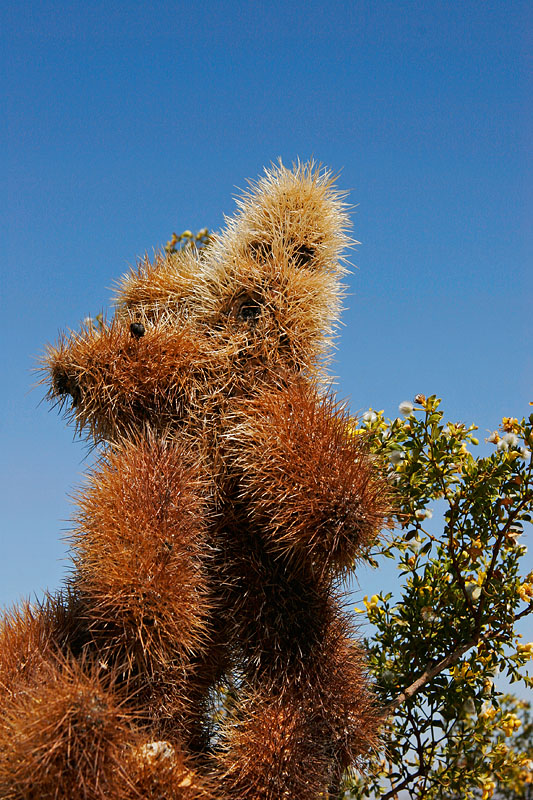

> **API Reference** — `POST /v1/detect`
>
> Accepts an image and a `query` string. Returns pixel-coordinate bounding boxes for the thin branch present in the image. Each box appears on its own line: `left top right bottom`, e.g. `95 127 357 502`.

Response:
386 643 471 712
386 628 506 712
515 601 533 621
381 768 424 800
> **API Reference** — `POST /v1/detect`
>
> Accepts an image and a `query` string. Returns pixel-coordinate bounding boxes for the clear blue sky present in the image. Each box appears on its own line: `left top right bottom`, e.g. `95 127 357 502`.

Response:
2 0 531 656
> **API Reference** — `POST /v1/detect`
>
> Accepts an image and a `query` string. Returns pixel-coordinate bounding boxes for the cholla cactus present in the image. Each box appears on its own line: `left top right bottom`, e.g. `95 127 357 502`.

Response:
0 161 388 799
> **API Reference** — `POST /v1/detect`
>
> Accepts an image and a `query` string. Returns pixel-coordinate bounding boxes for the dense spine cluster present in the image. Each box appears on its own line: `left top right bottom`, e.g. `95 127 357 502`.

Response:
0 161 388 799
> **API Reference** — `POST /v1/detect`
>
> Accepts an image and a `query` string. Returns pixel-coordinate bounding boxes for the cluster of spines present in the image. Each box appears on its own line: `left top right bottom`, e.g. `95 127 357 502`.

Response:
214 609 380 800
226 379 389 575
114 249 202 324
0 650 214 799
194 160 353 377
0 653 135 799
69 435 211 708
43 319 225 443
0 592 82 713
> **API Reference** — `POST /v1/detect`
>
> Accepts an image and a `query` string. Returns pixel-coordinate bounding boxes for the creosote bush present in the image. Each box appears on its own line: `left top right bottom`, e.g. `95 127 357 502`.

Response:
341 396 533 799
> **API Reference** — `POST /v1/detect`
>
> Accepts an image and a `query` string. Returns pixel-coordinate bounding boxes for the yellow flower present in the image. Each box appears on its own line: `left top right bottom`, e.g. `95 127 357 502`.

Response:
480 703 497 720
501 417 520 433
363 594 380 612
165 232 179 250
518 582 533 602
500 713 521 736
481 778 496 800
346 420 365 437
516 642 533 659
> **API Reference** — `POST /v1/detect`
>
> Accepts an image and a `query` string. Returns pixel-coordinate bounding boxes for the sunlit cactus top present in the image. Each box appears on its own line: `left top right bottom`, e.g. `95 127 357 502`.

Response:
44 161 354 444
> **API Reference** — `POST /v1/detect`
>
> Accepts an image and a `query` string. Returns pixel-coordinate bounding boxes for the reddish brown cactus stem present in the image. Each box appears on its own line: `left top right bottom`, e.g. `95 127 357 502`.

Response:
2 162 388 798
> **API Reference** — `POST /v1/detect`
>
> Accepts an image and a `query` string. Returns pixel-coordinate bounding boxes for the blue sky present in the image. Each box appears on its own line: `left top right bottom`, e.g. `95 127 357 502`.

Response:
2 0 531 663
